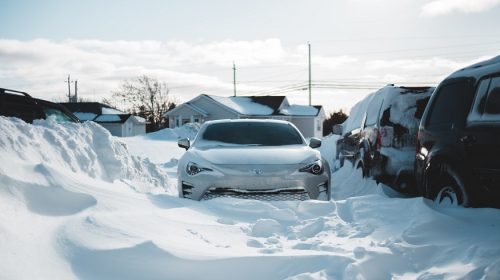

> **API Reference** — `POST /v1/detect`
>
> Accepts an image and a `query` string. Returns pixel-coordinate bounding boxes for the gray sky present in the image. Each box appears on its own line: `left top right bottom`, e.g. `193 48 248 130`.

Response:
1 0 500 113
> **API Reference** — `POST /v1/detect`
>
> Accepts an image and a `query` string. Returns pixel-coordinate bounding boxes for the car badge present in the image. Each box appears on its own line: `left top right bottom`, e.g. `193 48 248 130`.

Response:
252 168 264 175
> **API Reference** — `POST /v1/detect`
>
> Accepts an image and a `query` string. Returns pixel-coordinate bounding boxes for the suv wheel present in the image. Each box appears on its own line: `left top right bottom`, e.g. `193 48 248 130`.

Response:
356 149 370 178
426 163 469 207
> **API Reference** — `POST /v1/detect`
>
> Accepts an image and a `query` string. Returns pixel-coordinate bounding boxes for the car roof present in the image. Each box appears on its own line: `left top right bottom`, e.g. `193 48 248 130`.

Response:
447 55 500 81
203 118 293 125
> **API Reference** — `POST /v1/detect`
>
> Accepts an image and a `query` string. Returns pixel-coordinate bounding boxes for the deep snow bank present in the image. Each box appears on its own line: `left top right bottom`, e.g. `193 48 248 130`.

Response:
2 117 500 280
0 117 169 193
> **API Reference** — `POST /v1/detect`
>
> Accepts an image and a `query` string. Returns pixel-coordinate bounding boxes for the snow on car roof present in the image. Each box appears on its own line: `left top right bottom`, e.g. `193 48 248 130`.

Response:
342 85 434 134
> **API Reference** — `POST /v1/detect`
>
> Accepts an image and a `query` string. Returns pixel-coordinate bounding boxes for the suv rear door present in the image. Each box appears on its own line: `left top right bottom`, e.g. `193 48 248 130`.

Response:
464 76 500 202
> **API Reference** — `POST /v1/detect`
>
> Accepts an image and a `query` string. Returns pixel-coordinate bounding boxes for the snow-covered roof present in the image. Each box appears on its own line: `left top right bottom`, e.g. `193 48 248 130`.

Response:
74 112 97 121
279 105 319 116
93 114 124 123
207 95 275 115
102 107 125 114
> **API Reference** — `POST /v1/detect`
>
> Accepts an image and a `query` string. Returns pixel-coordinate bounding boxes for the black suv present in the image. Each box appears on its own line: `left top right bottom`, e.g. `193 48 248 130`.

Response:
415 56 500 207
336 85 433 190
0 88 80 123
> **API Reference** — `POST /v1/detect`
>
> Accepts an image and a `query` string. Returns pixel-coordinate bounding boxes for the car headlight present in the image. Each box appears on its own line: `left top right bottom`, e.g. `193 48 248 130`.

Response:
186 161 212 176
299 159 323 175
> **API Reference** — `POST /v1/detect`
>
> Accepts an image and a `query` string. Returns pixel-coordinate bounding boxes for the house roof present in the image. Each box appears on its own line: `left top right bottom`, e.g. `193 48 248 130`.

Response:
206 95 276 115
60 102 123 115
249 96 287 114
165 94 321 118
61 102 147 124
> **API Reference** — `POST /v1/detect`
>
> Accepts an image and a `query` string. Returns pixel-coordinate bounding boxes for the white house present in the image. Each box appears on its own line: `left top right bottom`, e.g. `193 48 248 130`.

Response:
61 102 148 137
164 95 325 138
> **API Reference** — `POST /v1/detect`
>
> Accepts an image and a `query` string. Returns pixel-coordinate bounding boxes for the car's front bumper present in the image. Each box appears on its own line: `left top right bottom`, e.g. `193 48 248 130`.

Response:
178 163 330 201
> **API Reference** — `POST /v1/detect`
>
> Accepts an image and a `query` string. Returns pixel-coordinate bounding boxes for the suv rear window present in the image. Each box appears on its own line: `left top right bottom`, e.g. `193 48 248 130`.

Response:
427 79 474 129
468 76 500 123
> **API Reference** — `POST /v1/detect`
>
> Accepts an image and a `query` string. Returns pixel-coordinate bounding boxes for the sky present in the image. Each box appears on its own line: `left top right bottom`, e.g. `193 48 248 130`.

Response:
1 0 500 113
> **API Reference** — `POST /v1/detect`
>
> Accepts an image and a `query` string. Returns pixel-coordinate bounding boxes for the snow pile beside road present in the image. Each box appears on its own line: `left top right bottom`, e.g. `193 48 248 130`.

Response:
1 117 500 280
0 117 169 193
122 123 200 165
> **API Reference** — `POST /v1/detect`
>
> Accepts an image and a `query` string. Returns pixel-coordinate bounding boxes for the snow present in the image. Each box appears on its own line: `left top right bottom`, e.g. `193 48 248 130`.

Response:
101 107 125 114
208 95 274 115
342 86 434 135
1 116 500 280
93 114 122 122
74 112 97 121
280 105 318 116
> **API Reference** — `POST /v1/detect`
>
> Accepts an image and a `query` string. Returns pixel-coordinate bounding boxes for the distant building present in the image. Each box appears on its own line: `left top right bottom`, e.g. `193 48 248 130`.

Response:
164 95 325 138
60 102 148 137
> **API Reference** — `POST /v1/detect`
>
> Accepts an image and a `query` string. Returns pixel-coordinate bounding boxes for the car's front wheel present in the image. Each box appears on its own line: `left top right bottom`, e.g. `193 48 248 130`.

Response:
426 163 469 207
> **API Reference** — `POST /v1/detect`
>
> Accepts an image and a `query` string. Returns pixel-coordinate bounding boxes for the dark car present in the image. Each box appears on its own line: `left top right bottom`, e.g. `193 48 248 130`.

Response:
336 85 434 191
0 88 80 123
415 56 500 207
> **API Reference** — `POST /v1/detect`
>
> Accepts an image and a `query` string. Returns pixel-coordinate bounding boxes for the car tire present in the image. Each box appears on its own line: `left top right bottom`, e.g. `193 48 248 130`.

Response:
356 149 370 178
339 153 345 168
426 163 469 207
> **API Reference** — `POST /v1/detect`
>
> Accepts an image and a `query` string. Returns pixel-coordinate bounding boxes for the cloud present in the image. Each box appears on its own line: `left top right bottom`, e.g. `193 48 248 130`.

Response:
0 38 492 112
421 0 500 17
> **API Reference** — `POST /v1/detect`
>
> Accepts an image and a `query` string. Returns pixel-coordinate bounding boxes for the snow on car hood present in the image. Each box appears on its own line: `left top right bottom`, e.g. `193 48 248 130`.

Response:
190 145 319 165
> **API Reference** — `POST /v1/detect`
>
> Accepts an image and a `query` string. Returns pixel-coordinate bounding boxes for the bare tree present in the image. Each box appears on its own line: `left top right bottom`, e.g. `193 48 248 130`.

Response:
112 75 175 131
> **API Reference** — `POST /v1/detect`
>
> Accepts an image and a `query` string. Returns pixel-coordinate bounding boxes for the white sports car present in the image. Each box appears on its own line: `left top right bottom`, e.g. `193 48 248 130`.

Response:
177 119 331 201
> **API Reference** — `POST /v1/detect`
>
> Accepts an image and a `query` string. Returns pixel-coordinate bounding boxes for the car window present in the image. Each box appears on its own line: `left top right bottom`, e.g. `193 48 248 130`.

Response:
199 122 304 146
366 97 384 126
426 79 474 129
482 76 500 121
43 107 76 123
468 78 491 123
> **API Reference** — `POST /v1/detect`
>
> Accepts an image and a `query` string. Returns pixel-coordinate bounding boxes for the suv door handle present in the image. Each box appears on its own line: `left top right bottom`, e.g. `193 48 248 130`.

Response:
460 135 476 145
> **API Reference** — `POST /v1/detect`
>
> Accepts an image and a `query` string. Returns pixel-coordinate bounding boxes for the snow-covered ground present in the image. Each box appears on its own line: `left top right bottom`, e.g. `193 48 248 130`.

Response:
1 117 500 280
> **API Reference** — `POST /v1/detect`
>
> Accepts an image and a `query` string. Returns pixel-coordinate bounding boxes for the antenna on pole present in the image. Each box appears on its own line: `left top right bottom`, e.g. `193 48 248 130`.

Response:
233 62 237 97
308 42 312 106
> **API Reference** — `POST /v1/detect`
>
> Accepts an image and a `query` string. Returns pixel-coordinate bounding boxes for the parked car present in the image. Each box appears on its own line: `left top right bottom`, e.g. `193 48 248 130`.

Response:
177 119 331 201
0 88 80 123
335 85 434 191
415 55 500 207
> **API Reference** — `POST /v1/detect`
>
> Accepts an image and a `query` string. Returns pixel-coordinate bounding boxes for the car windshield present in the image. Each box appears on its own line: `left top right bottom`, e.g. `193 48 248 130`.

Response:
199 122 304 146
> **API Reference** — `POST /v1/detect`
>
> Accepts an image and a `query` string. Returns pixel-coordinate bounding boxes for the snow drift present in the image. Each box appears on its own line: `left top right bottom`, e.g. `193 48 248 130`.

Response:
0 117 169 193
1 117 500 280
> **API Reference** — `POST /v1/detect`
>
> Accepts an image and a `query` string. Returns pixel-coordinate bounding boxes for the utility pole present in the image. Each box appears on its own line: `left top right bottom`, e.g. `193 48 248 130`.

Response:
66 75 72 102
308 42 312 106
233 62 237 97
74 80 78 103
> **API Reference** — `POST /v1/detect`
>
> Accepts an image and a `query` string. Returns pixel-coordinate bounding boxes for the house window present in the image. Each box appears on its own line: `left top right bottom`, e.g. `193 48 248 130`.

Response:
194 118 200 123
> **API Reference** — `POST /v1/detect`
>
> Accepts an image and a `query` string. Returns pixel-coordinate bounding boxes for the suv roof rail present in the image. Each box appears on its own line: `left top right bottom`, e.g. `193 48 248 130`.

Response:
0 87 33 98
399 86 432 90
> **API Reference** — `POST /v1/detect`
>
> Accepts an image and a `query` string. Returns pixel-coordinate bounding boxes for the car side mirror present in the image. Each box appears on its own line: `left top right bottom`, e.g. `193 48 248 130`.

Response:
332 124 343 135
178 138 190 150
309 137 322 149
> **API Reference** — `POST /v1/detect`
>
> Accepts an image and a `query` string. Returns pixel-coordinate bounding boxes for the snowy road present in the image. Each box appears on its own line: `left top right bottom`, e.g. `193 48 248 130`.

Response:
1 118 500 280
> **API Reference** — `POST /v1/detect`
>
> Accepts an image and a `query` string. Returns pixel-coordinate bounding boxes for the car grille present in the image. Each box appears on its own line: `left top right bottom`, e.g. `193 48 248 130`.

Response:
201 187 310 201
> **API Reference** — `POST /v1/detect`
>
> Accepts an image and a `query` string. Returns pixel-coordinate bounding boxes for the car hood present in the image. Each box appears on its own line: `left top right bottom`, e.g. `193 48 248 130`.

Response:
190 145 319 165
